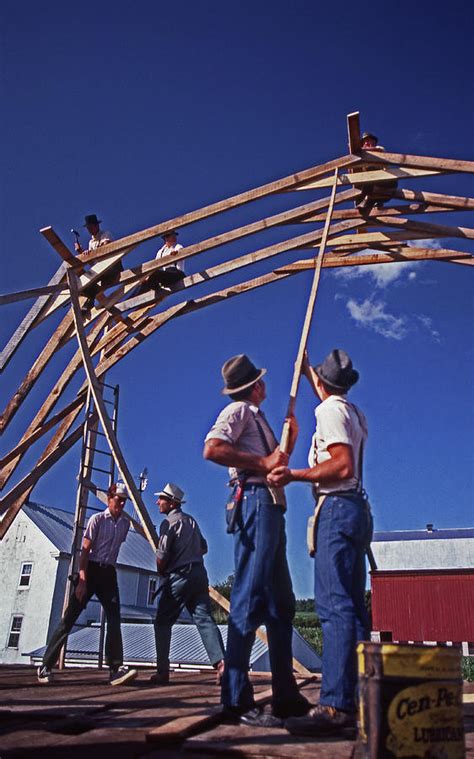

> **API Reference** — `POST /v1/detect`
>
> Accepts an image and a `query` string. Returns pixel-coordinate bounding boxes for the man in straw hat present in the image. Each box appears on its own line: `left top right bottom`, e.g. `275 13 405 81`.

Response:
150 482 225 685
203 355 310 728
269 349 373 736
37 482 137 686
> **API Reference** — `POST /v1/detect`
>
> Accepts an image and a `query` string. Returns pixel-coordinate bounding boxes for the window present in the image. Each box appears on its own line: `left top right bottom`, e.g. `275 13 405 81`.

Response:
19 563 33 588
7 616 23 649
147 577 158 606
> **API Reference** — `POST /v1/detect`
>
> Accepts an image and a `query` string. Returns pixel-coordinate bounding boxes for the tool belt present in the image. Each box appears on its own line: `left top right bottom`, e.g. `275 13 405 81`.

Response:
226 476 286 534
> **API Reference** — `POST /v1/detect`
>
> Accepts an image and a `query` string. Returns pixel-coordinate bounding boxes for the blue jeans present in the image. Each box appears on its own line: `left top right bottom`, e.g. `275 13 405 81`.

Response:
154 562 225 673
222 485 300 711
314 494 373 711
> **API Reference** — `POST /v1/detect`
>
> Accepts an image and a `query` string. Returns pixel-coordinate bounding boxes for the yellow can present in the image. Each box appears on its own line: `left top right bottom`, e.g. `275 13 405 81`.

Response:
357 642 465 758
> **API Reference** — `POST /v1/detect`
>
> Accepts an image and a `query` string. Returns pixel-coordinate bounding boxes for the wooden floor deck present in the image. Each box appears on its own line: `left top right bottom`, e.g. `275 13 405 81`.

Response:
1 666 473 757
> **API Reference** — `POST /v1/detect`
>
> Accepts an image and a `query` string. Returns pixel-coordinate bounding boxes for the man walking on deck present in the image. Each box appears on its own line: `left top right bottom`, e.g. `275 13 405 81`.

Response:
203 354 310 728
37 482 137 686
268 349 373 736
151 483 225 685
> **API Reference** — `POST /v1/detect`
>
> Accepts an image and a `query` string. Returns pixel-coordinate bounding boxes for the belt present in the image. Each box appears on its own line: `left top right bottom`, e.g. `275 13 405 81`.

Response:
89 560 114 569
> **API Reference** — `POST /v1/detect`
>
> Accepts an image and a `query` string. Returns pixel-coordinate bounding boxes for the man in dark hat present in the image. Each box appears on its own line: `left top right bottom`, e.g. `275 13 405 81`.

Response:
74 214 122 307
269 349 373 736
203 355 310 728
357 131 398 210
150 482 225 686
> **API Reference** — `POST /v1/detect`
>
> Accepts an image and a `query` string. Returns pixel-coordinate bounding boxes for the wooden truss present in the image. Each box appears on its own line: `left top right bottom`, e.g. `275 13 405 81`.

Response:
0 112 472 659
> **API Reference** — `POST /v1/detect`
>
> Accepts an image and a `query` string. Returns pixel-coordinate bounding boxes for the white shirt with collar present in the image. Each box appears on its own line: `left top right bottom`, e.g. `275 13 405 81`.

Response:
88 230 113 251
308 394 368 494
155 242 184 271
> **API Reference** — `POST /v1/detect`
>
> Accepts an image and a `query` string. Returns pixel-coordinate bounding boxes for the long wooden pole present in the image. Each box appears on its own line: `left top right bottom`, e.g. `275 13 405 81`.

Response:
280 169 339 454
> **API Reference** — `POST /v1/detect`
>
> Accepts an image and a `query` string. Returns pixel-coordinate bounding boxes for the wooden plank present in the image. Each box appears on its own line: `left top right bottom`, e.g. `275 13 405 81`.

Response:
0 411 87 534
292 166 444 191
322 230 442 247
392 188 474 210
0 263 67 373
74 154 362 266
0 312 108 489
0 283 67 306
67 268 160 551
275 247 473 272
90 188 361 300
360 150 474 174
0 310 76 434
371 215 474 240
280 169 339 453
347 111 361 154
294 202 468 223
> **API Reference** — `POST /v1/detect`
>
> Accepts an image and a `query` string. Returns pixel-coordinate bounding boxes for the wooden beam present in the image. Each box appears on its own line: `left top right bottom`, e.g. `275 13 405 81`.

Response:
0 263 67 373
347 111 361 154
293 202 471 223
73 154 362 266
392 188 474 210
0 410 88 531
275 247 473 272
291 167 444 191
280 168 339 453
316 230 438 248
371 215 474 241
0 283 67 306
67 268 160 550
360 150 474 174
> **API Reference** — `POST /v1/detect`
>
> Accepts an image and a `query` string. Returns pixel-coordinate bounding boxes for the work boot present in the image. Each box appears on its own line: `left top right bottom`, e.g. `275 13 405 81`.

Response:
149 670 170 686
222 704 283 728
37 665 53 684
272 694 311 719
285 703 357 736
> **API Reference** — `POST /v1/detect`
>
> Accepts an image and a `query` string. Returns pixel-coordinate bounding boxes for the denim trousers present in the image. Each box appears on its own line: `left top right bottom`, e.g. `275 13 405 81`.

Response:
43 562 123 671
154 561 225 673
222 484 300 711
314 494 373 711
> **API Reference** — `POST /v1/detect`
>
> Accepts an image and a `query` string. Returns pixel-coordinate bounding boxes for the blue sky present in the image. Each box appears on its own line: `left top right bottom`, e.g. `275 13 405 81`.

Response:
1 1 473 598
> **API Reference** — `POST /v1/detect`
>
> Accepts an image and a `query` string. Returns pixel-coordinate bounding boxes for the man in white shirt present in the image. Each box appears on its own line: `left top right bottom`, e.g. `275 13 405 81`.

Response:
74 213 122 305
269 349 373 736
144 229 186 291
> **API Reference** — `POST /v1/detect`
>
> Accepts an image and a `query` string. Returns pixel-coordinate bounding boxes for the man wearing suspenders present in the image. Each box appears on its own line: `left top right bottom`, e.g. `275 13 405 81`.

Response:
204 354 310 728
269 349 373 736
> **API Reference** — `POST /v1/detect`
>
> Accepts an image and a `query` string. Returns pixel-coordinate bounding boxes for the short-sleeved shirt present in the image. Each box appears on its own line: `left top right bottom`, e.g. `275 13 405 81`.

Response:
155 242 184 272
205 401 278 482
156 509 207 573
308 395 368 494
84 508 130 566
88 230 113 251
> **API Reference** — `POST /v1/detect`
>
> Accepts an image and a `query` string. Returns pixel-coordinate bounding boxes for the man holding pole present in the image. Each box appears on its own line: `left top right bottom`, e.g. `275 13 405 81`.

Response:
203 354 310 728
268 349 373 736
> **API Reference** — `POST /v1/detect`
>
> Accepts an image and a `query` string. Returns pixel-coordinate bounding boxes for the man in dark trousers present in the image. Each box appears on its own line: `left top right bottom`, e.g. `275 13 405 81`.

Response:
203 354 310 728
37 482 137 686
151 482 225 685
269 349 373 736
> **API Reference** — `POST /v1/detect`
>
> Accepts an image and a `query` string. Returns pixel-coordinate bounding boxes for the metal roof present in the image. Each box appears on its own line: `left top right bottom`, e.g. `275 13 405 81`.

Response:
373 528 474 542
24 501 157 571
29 623 268 667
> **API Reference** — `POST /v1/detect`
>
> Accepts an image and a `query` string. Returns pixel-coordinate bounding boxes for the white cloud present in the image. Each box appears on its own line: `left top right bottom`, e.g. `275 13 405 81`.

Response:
345 298 442 343
346 298 408 340
407 238 442 250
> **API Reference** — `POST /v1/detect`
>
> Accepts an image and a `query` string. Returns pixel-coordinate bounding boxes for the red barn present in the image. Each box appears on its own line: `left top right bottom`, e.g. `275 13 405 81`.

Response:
370 527 474 652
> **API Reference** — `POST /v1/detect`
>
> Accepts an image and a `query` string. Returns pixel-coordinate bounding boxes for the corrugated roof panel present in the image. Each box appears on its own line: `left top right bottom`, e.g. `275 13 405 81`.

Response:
373 528 474 542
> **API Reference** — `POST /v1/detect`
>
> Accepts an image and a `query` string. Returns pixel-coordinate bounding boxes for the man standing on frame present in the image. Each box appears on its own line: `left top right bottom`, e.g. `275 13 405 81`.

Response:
203 354 310 728
268 349 373 736
37 482 137 686
151 482 225 686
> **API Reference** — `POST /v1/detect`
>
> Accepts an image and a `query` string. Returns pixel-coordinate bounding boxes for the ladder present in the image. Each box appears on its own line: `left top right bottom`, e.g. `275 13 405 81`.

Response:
58 380 120 669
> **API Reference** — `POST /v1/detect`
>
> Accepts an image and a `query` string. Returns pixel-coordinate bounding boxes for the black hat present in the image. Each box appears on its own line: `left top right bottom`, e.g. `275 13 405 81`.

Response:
221 354 267 395
361 131 378 144
84 214 101 227
314 349 359 392
162 229 179 239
